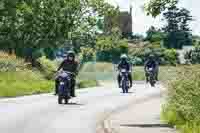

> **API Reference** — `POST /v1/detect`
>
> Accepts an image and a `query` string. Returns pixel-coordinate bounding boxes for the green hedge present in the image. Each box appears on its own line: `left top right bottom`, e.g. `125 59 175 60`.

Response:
129 45 179 65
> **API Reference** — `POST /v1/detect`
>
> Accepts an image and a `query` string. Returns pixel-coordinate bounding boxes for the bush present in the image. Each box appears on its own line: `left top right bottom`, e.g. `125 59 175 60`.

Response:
37 56 58 80
163 49 179 65
96 36 128 62
129 45 179 65
162 65 200 133
79 47 96 63
185 45 200 64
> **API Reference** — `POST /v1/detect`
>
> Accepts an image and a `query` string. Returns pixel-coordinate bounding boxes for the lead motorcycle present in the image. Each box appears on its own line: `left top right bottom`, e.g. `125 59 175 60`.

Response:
120 69 130 93
56 71 74 104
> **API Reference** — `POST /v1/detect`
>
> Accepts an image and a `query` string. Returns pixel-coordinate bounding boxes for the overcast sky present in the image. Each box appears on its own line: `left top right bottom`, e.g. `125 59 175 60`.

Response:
107 0 200 36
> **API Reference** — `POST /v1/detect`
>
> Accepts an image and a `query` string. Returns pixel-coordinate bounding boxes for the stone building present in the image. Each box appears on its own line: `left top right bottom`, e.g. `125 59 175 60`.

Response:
104 6 133 38
119 7 133 38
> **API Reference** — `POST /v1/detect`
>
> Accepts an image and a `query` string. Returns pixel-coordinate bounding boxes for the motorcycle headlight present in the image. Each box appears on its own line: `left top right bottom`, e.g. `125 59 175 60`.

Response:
60 82 65 85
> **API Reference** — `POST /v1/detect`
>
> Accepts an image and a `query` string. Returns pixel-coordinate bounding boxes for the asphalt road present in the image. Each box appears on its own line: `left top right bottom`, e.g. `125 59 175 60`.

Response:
0 83 162 133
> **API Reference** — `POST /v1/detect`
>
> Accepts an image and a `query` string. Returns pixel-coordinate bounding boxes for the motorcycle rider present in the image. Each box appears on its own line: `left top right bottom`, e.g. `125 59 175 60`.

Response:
144 54 159 83
55 51 79 97
117 54 133 88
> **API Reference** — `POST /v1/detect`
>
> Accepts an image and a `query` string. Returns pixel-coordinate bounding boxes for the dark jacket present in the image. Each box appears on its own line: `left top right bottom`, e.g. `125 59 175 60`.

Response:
57 59 79 75
118 61 131 71
144 59 158 71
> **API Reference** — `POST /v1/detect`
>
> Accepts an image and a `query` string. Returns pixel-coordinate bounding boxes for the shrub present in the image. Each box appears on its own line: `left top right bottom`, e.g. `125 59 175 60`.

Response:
129 46 179 65
162 65 200 133
96 36 128 62
79 47 96 63
164 49 179 65
185 45 200 64
37 56 58 80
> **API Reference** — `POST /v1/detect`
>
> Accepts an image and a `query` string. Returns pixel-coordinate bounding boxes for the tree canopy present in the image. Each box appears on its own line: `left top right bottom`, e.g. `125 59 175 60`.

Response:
0 0 119 63
144 0 178 17
163 6 193 49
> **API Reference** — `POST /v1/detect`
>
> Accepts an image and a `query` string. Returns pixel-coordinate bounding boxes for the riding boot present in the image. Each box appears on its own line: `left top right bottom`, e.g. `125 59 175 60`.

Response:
145 72 149 83
155 73 159 81
128 74 133 87
117 75 122 88
55 79 59 95
70 79 76 97
70 88 76 97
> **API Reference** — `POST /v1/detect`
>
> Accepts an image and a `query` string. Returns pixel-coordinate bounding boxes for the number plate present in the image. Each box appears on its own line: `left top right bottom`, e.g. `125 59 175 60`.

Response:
149 68 153 71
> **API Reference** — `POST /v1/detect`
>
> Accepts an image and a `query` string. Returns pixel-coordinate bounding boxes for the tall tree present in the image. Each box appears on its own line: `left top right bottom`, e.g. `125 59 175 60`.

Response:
163 6 193 49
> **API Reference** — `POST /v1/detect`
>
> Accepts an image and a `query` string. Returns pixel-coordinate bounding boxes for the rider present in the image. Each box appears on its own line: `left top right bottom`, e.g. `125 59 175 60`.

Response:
55 51 79 97
117 54 133 88
144 54 159 82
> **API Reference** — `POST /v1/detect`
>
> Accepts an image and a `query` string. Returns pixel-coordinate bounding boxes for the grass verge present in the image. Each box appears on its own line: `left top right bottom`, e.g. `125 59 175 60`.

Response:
0 71 54 97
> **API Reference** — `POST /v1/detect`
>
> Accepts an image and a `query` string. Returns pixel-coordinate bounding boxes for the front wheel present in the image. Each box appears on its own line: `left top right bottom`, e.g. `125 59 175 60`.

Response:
150 76 156 87
122 80 128 93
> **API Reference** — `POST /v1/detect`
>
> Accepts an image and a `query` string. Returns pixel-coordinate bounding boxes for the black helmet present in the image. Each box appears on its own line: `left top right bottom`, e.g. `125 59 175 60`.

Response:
149 54 154 60
67 51 75 58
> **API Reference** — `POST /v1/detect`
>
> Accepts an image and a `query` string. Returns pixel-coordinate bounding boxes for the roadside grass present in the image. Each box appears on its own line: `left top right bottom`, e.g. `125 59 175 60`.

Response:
0 53 54 97
161 65 200 133
0 71 53 97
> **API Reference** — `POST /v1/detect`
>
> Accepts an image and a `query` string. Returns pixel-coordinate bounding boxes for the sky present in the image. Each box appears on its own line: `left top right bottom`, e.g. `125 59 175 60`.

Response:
107 0 200 36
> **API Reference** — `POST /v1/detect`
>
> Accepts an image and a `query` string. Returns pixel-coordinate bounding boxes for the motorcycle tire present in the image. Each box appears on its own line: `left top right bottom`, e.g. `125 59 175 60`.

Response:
122 81 128 93
150 79 156 87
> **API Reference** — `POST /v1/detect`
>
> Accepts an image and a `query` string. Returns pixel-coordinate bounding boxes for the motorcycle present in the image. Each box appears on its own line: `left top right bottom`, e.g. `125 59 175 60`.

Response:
56 71 74 104
120 69 130 93
147 67 156 87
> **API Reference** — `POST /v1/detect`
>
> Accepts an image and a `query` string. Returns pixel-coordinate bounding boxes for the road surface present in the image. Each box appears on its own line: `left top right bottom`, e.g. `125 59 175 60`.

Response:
0 83 163 133
104 93 176 133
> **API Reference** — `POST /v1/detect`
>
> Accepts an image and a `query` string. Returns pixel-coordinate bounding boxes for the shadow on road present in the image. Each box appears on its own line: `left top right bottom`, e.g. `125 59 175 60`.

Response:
120 92 134 94
120 124 173 128
62 103 85 106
